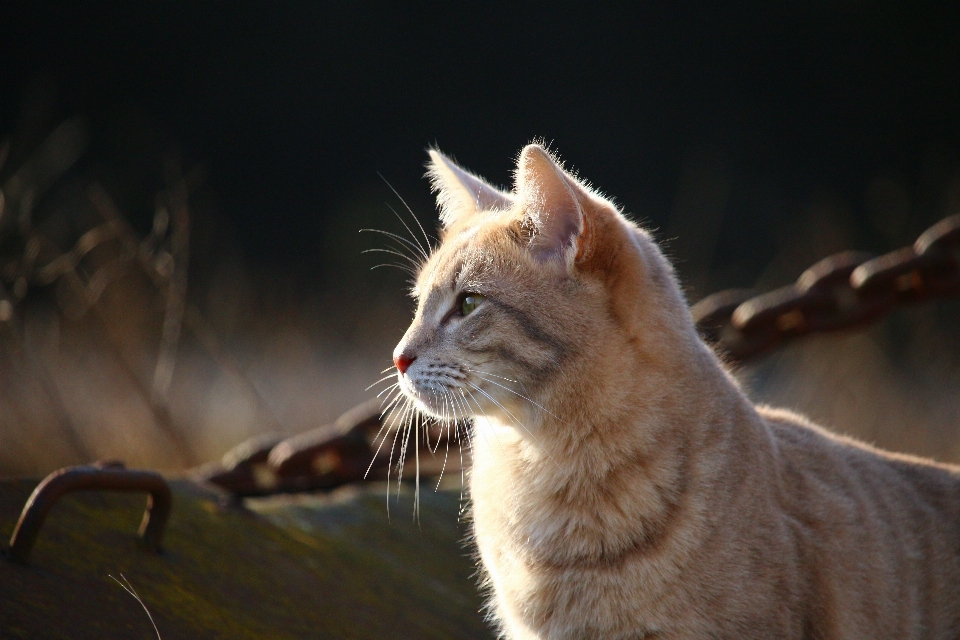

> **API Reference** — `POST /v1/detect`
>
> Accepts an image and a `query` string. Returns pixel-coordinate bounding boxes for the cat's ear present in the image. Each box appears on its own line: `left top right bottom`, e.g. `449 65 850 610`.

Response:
515 144 585 264
426 149 514 228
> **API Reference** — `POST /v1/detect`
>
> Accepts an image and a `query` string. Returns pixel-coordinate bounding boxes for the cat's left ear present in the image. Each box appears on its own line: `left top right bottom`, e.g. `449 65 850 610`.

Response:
426 149 514 228
515 144 586 265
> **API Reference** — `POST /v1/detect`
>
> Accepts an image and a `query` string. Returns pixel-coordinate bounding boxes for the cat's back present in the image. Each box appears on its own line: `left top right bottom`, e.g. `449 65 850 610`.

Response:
761 406 960 637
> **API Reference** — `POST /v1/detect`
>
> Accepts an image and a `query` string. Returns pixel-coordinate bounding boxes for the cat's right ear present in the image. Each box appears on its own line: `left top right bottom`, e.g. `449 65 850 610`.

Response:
426 149 514 228
515 144 586 266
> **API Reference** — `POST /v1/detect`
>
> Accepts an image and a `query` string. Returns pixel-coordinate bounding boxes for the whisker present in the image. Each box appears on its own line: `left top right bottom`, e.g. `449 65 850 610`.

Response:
465 368 520 384
369 262 418 277
377 382 401 400
109 574 162 640
451 388 483 464
385 202 430 263
378 172 437 252
434 418 453 491
461 384 506 458
466 382 560 469
366 391 409 483
425 412 442 455
378 390 403 423
383 396 411 519
380 237 426 265
466 366 533 398
396 399 415 491
360 228 427 263
413 408 421 524
364 389 404 478
362 247 421 268
447 392 476 518
366 373 399 391
443 387 474 495
470 371 564 423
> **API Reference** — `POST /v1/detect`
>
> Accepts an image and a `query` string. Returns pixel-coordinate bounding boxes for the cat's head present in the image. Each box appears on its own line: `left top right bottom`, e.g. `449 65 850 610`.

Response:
393 144 696 435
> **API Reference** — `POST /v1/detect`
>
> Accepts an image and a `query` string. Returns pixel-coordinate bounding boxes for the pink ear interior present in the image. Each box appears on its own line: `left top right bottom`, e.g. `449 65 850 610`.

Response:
516 145 583 263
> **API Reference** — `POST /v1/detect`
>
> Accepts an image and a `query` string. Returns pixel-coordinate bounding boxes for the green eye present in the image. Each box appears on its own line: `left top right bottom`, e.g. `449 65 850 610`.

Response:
460 293 485 316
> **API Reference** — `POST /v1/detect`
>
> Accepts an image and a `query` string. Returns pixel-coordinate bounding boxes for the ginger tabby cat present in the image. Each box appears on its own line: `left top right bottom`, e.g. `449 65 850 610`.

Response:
391 143 960 639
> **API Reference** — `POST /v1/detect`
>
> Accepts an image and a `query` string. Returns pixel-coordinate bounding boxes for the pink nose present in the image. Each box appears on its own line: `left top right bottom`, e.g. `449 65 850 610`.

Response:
394 353 416 374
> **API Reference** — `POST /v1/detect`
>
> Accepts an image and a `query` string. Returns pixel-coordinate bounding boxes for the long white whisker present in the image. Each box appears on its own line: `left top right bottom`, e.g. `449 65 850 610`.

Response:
362 247 421 268
366 387 404 458
383 396 411 519
109 574 161 640
413 408 420 524
385 202 430 263
456 389 484 519
435 420 451 491
462 384 505 458
366 373 399 391
457 388 481 461
379 390 404 424
452 387 483 465
464 368 520 384
466 367 532 397
470 371 564 422
467 382 560 469
425 411 442 455
380 238 426 265
447 388 471 489
364 386 402 455
365 389 405 478
396 400 416 494
377 382 401 400
378 172 436 252
360 228 427 263
369 262 417 277
440 389 452 423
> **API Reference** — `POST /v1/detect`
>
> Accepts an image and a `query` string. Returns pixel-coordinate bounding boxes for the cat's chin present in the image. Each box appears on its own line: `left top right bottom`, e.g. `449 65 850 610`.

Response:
397 382 461 421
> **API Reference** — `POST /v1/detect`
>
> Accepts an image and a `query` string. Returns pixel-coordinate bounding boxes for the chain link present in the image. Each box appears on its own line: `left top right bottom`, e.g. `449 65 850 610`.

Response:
692 213 960 362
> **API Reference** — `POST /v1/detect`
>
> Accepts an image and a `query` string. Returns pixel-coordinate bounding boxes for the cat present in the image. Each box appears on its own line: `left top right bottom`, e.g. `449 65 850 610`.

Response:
389 143 960 639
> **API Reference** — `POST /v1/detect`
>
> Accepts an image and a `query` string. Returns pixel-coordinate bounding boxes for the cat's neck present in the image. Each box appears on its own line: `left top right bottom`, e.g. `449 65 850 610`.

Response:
469 337 761 567
513 336 750 465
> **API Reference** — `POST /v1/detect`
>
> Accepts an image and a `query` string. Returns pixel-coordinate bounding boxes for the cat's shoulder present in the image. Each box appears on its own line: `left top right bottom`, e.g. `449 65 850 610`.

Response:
758 404 960 492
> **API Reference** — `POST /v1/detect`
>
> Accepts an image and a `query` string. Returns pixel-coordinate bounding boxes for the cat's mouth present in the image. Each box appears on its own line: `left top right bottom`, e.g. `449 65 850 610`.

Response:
397 372 467 421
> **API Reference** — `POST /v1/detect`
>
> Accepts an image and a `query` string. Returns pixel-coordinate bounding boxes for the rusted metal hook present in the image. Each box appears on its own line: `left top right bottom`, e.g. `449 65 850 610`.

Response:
4 462 172 564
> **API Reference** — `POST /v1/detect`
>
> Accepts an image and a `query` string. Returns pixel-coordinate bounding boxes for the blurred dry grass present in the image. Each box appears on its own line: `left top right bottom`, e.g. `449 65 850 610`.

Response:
0 125 958 478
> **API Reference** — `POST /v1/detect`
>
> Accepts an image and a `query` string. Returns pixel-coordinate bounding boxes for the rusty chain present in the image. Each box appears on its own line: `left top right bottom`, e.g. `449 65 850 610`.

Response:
691 212 960 362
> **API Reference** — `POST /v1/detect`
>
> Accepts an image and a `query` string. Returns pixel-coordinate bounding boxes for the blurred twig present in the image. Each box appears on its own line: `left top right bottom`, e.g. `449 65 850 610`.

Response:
0 118 285 469
88 182 286 438
0 279 91 462
151 158 190 409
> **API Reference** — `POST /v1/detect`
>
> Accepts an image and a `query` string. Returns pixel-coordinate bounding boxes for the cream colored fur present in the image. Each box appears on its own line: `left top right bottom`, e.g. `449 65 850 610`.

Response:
393 144 960 639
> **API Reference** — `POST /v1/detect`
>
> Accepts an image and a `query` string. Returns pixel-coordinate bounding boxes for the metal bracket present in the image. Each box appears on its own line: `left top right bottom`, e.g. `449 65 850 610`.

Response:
4 463 172 564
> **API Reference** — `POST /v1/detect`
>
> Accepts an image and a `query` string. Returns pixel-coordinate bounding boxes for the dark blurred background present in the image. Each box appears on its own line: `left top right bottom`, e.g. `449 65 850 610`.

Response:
1 1 958 473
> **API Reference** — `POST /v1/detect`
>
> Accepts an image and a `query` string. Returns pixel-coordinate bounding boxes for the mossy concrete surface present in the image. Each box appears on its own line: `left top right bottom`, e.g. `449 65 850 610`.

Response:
0 477 493 639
